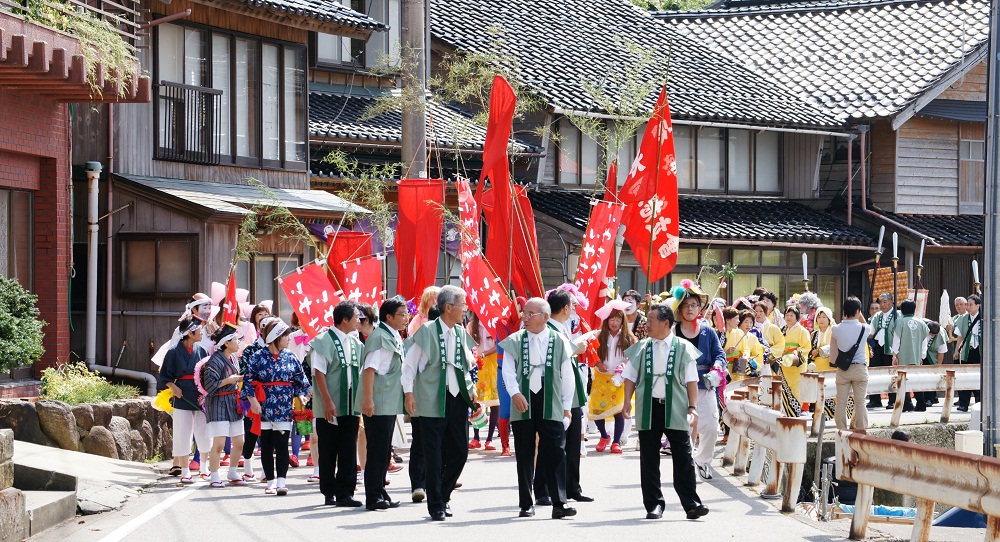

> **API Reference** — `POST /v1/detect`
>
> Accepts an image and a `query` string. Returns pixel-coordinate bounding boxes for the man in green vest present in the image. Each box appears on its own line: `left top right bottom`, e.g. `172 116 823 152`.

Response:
945 296 968 359
622 303 708 521
401 285 478 521
310 301 364 507
953 293 982 412
533 288 593 506
867 293 896 409
499 297 578 519
890 299 929 412
359 297 408 511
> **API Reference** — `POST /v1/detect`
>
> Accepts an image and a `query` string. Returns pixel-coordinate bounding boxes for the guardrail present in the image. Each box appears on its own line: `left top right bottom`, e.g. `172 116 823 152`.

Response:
800 365 980 428
835 430 1000 541
721 391 809 512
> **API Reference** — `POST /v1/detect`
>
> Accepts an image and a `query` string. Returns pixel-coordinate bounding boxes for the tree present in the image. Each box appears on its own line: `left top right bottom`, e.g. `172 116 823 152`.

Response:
0 277 45 372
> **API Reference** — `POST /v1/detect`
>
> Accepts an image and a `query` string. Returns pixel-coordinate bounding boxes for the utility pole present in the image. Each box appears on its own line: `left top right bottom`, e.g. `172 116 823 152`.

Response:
982 0 1000 456
401 0 427 179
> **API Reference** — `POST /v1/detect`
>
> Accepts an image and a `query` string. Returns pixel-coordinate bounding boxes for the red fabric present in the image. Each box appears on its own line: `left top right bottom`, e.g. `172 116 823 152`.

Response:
338 254 384 307
476 75 517 206
222 268 240 326
602 162 619 316
278 261 344 339
396 179 445 300
177 375 194 381
462 254 519 338
603 160 619 201
456 178 481 265
481 186 545 297
573 199 626 328
246 381 291 436
325 232 373 290
622 87 681 283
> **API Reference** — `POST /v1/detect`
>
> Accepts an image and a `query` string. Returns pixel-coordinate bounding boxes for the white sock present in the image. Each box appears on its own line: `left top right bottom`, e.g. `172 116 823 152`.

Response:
267 479 276 489
276 477 286 488
227 466 240 481
312 467 319 477
210 471 221 483
244 457 254 476
181 467 191 478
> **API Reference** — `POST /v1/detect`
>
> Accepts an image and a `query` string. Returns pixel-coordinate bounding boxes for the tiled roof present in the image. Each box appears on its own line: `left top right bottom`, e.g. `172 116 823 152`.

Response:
527 188 873 245
429 0 841 129
657 0 989 121
236 0 386 31
866 209 984 246
310 91 543 153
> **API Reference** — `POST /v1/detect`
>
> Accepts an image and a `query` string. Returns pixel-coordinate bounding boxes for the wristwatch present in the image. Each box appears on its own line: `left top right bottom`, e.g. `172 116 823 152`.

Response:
688 406 697 412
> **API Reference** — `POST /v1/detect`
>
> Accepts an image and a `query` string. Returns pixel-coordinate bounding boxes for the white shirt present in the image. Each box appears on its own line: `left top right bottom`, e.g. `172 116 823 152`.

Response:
313 327 355 390
401 324 462 396
364 325 404 375
831 319 872 365
622 334 698 399
600 332 627 373
501 328 575 410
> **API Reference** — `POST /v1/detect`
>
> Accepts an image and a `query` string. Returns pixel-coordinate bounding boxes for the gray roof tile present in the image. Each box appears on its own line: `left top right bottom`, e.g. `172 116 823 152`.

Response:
237 0 386 31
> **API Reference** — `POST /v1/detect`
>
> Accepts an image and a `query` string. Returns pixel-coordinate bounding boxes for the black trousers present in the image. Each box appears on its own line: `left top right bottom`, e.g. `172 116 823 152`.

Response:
637 403 702 514
409 415 425 491
259 428 289 480
363 414 395 505
316 415 359 500
241 417 257 459
514 391 567 510
958 347 982 407
534 405 583 500
418 393 470 515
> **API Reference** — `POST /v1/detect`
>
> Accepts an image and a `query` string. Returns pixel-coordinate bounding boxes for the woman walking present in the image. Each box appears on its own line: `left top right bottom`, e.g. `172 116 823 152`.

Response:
201 323 246 487
158 317 212 483
239 304 272 482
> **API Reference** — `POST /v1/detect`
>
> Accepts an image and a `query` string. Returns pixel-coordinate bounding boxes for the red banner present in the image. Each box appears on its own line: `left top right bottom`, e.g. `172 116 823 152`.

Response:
222 268 239 326
476 75 517 205
622 87 680 283
481 185 545 297
326 231 373 290
339 255 384 308
278 261 344 339
574 200 626 327
456 178 481 265
396 179 444 300
462 254 518 338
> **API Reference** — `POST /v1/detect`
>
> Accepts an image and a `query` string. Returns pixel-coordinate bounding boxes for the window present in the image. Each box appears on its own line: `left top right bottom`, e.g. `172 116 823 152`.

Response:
119 234 196 299
959 122 985 213
557 119 600 186
672 125 782 194
155 22 307 170
0 189 32 290
316 0 400 69
235 254 303 322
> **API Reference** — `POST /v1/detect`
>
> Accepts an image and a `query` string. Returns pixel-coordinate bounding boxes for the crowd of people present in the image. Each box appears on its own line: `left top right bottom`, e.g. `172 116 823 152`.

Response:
153 276 983 520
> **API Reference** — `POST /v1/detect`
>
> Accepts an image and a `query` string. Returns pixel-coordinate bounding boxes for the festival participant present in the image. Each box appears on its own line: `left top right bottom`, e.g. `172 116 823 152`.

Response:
780 306 810 416
535 289 595 505
622 290 648 339
867 293 896 408
310 301 363 506
754 301 785 365
500 297 577 519
359 298 409 511
891 300 929 412
953 294 982 412
810 307 835 372
945 296 968 358
468 311 499 450
796 292 822 334
589 304 635 454
239 305 271 481
407 286 441 336
723 308 764 382
924 321 948 366
242 318 311 496
201 323 246 488
402 285 478 521
622 303 708 521
158 317 212 482
830 297 870 430
752 288 782 328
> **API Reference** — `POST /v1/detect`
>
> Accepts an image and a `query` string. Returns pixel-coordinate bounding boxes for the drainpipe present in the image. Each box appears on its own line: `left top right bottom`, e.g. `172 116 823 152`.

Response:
105 105 114 368
857 125 936 243
846 132 854 225
85 162 102 368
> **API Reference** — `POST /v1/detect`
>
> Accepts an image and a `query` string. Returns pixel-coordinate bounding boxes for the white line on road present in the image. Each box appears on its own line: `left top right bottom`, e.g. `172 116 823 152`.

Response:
98 487 199 542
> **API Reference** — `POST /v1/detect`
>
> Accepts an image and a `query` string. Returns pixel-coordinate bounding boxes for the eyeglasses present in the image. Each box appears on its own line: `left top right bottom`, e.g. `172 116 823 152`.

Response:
521 311 543 319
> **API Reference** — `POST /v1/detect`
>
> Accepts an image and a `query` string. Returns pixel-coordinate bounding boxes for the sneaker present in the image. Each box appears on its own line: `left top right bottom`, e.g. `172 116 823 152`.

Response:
412 488 426 503
289 454 300 468
697 463 713 480
469 439 482 450
220 454 230 467
189 460 200 470
388 461 403 473
306 456 314 467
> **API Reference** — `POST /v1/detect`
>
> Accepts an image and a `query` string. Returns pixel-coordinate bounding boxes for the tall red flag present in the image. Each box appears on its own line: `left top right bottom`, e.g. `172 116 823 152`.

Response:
456 178 481 265
396 179 444 300
278 261 344 339
601 161 619 314
326 231 374 289
339 255 384 307
622 87 680 284
481 186 545 297
574 200 626 328
476 75 517 205
222 268 239 326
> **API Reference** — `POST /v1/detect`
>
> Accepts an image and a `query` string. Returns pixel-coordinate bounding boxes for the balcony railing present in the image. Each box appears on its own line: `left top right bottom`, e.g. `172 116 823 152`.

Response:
0 0 142 50
155 81 223 165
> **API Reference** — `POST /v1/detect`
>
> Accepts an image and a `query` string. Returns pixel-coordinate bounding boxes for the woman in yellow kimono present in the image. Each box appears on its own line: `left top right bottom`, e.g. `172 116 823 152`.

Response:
468 312 499 450
780 306 811 416
589 308 636 454
754 302 785 366
723 308 764 382
809 307 835 372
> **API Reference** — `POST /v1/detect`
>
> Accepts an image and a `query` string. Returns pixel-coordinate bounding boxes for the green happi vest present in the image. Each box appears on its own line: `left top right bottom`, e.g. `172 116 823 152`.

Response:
924 325 945 366
546 320 588 409
869 310 896 355
499 328 574 423
410 318 478 418
625 336 700 432
960 312 982 362
359 322 406 416
894 316 929 366
308 328 363 418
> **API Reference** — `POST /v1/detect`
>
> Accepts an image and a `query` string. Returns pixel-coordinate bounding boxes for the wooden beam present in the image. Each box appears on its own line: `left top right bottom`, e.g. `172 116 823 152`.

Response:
26 40 48 72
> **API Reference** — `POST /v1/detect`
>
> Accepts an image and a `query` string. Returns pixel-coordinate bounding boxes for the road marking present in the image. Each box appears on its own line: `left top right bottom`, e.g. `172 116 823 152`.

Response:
98 487 199 542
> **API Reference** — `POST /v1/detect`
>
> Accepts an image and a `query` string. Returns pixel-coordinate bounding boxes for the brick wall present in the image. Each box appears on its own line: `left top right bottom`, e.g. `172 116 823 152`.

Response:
0 91 71 377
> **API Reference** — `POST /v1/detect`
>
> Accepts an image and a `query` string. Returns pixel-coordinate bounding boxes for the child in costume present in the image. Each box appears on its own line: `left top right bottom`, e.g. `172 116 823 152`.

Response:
589 303 635 453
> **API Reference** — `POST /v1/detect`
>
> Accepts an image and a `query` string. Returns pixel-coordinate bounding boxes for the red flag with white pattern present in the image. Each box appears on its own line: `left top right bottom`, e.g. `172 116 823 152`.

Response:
339 255 385 308
456 178 481 265
278 261 344 339
574 199 626 327
462 254 518 338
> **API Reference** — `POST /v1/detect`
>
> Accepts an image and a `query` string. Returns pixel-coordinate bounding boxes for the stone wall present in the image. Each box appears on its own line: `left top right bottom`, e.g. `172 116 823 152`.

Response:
0 399 172 462
0 429 27 542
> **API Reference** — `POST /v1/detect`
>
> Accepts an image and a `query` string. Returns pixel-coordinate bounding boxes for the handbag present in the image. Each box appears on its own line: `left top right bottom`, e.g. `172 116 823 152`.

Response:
835 328 867 371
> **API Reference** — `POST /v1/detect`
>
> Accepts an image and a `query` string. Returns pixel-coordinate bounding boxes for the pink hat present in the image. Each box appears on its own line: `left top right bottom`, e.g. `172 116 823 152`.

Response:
594 299 630 321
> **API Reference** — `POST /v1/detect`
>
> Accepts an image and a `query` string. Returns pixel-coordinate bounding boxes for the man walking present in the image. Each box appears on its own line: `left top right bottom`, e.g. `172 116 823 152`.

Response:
868 293 896 408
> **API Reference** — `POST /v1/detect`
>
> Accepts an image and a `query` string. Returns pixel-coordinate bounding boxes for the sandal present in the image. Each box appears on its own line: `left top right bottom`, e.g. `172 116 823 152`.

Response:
228 478 247 486
307 475 320 483
264 486 277 495
242 473 257 482
210 481 226 488
276 486 288 496
180 476 194 484
168 466 182 476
